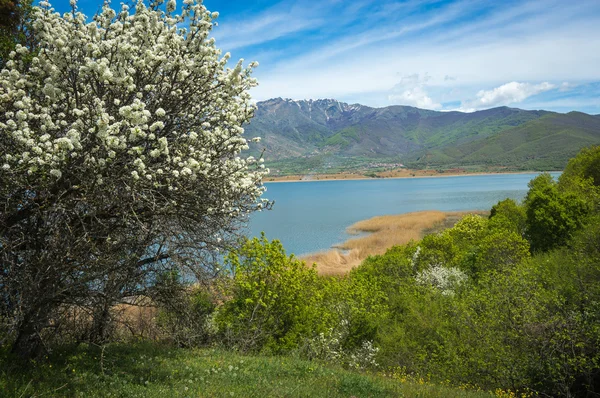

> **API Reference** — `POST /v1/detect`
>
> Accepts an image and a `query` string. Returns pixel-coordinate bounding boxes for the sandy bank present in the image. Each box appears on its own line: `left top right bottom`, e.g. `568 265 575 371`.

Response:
264 169 553 183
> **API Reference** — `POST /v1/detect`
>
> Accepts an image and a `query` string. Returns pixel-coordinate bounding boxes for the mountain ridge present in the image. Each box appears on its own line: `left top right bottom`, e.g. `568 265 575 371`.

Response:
245 98 600 173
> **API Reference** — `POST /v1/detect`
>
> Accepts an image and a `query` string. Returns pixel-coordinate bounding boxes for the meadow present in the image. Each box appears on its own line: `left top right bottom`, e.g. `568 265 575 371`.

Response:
0 343 495 398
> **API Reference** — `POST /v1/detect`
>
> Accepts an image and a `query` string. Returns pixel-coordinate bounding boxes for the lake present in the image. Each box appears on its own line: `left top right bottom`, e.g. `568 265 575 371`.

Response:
247 172 561 256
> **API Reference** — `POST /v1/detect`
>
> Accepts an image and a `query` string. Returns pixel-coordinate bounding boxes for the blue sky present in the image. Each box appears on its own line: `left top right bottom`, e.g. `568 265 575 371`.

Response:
55 0 600 114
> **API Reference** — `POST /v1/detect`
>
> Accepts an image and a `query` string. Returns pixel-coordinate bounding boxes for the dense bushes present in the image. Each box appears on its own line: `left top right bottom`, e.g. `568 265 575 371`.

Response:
524 173 592 252
341 147 600 396
213 234 388 367
2 132 599 396
215 235 327 353
142 146 600 396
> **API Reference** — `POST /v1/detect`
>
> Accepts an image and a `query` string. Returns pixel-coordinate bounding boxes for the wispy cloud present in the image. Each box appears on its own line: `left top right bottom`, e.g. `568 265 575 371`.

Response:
212 1 326 50
203 0 600 113
263 0 473 68
559 82 577 92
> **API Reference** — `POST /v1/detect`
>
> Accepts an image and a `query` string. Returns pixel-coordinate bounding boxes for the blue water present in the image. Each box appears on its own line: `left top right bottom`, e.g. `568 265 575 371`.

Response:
247 173 560 256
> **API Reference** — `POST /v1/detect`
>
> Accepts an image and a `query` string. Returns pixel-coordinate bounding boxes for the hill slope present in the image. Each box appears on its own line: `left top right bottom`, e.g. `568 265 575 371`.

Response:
245 98 600 173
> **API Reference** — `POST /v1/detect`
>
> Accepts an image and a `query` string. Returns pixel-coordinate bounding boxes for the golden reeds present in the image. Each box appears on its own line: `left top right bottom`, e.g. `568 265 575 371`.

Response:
302 210 487 276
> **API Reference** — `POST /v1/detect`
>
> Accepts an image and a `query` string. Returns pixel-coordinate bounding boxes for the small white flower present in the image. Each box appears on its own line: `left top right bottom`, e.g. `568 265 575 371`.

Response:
181 167 192 176
150 149 160 158
166 0 176 13
149 121 164 132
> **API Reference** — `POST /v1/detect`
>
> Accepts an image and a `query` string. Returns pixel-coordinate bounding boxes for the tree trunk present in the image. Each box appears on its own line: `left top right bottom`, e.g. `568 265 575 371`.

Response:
89 300 112 344
10 315 44 360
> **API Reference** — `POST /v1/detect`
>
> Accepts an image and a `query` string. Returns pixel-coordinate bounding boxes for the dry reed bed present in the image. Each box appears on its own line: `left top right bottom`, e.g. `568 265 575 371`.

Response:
303 210 487 276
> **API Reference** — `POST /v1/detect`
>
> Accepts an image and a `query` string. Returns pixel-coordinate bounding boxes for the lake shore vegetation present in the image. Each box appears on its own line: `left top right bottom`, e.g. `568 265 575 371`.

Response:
303 210 488 275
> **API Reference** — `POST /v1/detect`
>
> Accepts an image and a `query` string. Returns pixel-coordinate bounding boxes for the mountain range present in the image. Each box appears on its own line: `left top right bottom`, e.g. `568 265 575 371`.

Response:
244 98 600 173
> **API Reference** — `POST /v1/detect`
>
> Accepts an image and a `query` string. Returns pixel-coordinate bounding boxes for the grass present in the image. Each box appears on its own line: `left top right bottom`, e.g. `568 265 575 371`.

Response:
0 342 494 398
303 211 487 275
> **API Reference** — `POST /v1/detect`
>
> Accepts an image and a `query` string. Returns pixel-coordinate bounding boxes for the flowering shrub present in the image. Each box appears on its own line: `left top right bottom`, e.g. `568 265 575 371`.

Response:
301 323 380 370
1 0 266 201
415 263 467 296
0 0 268 358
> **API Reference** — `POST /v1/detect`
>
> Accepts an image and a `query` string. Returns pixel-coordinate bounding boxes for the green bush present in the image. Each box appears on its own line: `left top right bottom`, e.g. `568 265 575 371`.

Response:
215 235 327 354
524 173 591 252
489 198 527 236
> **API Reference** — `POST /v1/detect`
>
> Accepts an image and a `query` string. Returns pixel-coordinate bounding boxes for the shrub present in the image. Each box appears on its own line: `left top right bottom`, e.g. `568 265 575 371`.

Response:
215 235 325 353
524 173 591 252
489 198 527 236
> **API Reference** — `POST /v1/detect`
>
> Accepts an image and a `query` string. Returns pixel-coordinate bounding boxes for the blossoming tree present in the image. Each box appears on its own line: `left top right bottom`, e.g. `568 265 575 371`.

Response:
0 0 268 358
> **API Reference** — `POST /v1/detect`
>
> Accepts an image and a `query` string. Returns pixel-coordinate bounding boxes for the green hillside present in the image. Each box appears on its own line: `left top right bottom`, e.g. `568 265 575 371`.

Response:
245 98 600 174
407 111 600 170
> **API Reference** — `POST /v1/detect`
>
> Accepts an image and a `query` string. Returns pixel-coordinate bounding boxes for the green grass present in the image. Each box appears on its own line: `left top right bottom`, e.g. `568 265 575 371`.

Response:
0 343 493 397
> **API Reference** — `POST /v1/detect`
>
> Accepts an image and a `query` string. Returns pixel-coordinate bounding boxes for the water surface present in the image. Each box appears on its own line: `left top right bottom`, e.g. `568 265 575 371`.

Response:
248 173 560 256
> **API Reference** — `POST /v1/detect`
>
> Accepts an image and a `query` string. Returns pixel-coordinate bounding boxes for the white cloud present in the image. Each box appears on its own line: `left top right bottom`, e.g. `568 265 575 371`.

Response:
247 0 600 113
388 74 441 110
462 81 555 109
389 87 442 109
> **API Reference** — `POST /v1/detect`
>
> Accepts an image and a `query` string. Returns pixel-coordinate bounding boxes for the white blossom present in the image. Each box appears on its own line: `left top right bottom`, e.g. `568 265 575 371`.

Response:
416 264 468 296
166 0 176 13
0 0 269 254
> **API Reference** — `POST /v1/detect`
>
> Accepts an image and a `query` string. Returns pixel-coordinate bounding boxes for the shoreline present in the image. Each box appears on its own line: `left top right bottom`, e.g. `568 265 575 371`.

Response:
264 169 561 183
301 210 489 276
